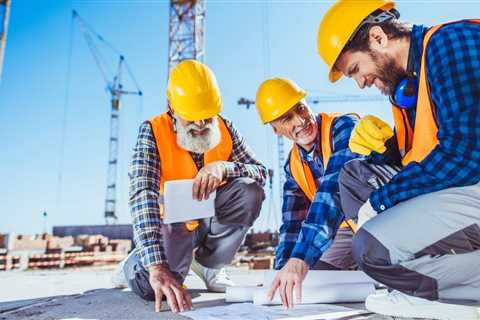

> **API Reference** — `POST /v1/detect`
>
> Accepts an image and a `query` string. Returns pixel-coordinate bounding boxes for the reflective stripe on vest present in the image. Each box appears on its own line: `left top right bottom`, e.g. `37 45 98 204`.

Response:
393 19 480 165
289 113 357 232
149 113 233 231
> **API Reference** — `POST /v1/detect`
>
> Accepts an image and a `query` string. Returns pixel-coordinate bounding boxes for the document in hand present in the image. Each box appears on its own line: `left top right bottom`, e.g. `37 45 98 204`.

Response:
163 179 216 224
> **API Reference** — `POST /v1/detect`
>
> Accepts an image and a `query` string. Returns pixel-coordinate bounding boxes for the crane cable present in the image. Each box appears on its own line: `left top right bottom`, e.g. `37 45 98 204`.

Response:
56 10 76 215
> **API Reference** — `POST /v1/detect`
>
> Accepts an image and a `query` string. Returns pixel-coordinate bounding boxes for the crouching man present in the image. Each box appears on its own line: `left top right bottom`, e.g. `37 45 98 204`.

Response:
122 60 266 313
317 1 480 319
255 78 361 309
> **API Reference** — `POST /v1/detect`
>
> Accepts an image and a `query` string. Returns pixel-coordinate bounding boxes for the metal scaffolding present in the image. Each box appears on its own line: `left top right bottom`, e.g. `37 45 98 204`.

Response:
168 0 205 71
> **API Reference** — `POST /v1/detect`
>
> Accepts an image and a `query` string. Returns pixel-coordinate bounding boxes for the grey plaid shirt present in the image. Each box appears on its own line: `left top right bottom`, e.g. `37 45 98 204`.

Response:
129 115 267 268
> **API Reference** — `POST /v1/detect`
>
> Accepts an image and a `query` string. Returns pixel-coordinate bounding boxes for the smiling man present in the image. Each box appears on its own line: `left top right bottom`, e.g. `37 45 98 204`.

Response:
255 78 361 309
116 60 266 314
317 1 480 319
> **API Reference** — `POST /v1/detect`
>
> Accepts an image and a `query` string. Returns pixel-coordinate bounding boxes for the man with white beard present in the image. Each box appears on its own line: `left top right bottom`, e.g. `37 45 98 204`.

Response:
117 60 267 313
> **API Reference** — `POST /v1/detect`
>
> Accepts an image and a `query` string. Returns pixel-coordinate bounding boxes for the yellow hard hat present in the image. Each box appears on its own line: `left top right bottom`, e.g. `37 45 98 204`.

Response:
255 78 307 124
317 0 395 82
166 59 222 121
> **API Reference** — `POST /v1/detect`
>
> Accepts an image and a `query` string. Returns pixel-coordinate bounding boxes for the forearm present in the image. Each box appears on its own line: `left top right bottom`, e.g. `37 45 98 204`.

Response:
223 161 267 186
370 144 480 212
130 189 167 268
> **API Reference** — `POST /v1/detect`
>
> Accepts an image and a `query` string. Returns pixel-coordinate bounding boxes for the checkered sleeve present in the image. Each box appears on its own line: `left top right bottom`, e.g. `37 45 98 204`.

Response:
275 162 310 269
370 23 480 212
222 117 267 186
128 121 167 267
289 115 360 267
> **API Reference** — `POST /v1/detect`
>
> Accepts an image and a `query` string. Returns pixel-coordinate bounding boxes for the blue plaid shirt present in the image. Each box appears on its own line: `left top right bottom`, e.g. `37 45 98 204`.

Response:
370 22 480 212
275 114 360 269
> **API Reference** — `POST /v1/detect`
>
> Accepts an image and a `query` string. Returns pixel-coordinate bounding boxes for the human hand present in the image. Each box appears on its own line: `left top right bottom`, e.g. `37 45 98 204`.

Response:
148 264 192 313
192 161 226 201
267 258 308 309
349 115 394 155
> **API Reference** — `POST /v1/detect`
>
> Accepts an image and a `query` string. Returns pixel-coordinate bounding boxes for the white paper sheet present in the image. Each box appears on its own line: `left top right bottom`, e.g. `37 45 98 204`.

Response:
225 286 258 303
181 302 370 320
253 282 375 305
263 270 376 288
163 179 215 224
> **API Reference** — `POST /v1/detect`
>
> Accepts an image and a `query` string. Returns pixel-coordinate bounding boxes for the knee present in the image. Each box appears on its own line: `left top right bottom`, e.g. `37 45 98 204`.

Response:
238 178 265 223
225 178 265 226
128 268 156 301
352 228 391 272
338 159 369 189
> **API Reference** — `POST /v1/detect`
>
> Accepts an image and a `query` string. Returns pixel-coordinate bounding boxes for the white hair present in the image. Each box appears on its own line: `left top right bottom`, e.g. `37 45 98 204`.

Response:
173 114 221 154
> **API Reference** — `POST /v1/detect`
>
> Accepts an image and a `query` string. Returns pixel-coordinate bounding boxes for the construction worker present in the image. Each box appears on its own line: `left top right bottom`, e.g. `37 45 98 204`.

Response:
255 78 361 309
317 1 480 319
121 60 267 313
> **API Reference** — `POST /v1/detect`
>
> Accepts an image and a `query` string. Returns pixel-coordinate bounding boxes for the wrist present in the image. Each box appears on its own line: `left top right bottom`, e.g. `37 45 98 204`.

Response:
148 263 170 274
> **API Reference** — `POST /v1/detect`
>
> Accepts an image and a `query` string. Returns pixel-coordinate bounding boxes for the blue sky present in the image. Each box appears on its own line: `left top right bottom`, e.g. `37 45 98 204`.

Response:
1 0 478 235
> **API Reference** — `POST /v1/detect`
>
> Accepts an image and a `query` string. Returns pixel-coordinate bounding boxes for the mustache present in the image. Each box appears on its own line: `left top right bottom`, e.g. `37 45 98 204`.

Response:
186 123 213 133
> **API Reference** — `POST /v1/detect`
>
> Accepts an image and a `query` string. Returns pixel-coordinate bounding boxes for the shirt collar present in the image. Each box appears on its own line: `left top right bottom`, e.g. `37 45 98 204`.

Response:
409 24 429 77
297 114 321 161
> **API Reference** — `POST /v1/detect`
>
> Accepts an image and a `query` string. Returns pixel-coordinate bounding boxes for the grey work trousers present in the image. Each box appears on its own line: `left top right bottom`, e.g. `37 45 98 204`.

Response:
315 227 356 270
124 177 265 301
338 159 480 302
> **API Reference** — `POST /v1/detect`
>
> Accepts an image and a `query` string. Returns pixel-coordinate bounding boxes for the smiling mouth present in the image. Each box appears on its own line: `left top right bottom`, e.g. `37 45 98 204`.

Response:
295 123 313 138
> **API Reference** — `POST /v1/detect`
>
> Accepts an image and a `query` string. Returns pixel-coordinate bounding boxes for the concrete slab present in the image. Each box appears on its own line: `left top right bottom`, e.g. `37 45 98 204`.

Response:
0 267 415 320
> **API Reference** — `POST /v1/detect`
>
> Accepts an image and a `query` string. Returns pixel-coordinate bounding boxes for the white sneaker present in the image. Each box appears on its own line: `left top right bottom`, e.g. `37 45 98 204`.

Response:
111 250 135 289
190 259 235 293
366 290 480 320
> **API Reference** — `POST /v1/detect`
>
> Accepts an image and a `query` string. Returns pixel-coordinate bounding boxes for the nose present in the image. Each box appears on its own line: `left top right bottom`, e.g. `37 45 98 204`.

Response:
354 75 366 89
193 120 206 128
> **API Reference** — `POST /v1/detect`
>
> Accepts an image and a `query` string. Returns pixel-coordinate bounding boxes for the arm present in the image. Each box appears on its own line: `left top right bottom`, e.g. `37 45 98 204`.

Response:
370 25 480 212
223 118 268 186
290 114 360 267
129 121 167 268
274 163 309 270
129 121 192 313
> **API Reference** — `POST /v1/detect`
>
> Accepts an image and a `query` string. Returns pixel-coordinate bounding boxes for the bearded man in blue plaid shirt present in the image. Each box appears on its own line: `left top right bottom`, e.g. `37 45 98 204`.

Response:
318 1 480 319
255 77 361 309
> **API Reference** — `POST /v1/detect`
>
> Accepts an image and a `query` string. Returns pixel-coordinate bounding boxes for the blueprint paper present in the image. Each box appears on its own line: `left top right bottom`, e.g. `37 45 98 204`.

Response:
253 282 375 305
181 302 369 320
264 270 376 287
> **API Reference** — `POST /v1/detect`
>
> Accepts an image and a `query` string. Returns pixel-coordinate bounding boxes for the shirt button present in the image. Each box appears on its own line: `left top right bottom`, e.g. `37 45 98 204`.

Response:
380 205 386 211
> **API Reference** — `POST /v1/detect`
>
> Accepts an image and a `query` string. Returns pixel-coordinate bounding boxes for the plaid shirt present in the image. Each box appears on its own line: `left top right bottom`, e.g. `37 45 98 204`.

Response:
370 22 480 213
275 114 360 269
129 115 267 268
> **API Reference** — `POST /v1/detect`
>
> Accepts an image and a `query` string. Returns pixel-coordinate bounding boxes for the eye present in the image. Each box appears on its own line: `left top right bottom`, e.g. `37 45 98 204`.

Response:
282 114 292 123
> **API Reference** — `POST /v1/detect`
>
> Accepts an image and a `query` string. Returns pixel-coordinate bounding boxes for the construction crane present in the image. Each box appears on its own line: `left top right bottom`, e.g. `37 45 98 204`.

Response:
237 93 384 230
168 0 205 71
71 11 143 224
0 0 10 82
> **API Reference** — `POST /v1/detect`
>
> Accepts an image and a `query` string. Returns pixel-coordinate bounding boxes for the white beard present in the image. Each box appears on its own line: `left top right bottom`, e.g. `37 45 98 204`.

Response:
174 115 221 154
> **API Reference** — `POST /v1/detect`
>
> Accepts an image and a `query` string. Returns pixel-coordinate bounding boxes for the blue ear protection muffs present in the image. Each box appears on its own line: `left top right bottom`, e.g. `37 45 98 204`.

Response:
391 77 418 109
390 38 418 109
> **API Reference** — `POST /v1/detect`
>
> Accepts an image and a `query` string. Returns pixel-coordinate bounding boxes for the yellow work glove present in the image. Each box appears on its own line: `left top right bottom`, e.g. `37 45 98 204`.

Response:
349 115 394 155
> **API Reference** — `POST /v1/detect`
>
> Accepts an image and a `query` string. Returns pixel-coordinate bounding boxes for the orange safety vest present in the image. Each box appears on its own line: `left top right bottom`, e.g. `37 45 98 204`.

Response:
392 19 480 166
289 113 357 232
149 112 233 231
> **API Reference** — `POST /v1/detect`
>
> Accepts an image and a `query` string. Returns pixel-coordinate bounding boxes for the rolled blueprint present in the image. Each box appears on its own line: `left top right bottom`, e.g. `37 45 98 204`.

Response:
252 282 376 305
225 286 258 303
263 270 376 287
